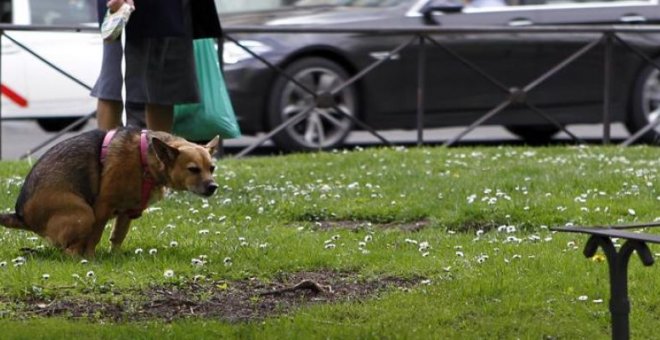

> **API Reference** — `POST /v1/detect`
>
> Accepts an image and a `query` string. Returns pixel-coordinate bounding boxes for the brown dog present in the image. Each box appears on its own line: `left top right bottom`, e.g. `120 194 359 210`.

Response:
0 128 219 257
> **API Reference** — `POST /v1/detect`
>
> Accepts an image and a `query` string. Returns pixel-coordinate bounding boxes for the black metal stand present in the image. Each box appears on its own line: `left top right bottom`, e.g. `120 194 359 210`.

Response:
585 236 653 340
552 226 660 340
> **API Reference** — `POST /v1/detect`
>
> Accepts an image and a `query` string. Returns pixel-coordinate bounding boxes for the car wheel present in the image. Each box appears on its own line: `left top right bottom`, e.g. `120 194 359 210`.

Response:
268 57 356 151
629 60 660 144
505 125 559 145
37 118 86 132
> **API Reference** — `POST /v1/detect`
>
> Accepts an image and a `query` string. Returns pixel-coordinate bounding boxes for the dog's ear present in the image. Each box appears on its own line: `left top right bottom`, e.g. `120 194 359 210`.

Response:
151 137 179 166
205 136 221 156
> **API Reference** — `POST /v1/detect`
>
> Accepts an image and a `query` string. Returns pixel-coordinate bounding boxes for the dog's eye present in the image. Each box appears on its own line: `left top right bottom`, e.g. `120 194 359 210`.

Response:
210 166 216 173
188 166 201 174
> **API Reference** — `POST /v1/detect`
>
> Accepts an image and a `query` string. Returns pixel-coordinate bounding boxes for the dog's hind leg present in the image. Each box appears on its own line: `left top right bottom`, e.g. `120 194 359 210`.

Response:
109 214 132 252
44 209 96 257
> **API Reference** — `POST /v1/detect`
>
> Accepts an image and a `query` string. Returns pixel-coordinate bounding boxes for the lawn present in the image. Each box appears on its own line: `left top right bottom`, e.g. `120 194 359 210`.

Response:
0 145 658 339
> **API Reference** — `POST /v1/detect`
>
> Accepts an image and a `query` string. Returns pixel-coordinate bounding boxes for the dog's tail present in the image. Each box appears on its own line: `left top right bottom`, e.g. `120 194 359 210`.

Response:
0 213 27 230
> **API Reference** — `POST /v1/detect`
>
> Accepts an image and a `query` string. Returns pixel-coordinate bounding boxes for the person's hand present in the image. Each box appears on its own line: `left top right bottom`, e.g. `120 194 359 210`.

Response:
107 0 135 13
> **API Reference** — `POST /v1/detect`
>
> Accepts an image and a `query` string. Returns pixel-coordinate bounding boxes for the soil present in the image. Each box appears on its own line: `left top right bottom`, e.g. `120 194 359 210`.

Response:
19 270 423 322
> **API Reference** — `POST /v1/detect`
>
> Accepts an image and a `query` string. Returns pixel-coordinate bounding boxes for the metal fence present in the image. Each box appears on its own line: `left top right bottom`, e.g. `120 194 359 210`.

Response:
3 24 660 159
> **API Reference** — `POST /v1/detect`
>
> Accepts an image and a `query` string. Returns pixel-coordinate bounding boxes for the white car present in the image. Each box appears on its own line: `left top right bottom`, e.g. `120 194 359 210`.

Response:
1 0 101 131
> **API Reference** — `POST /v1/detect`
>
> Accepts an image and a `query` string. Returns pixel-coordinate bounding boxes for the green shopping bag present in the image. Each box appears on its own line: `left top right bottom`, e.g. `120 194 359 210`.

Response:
174 38 241 141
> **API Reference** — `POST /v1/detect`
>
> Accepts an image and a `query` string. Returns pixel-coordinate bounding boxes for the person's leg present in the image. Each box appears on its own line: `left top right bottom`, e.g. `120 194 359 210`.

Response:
145 104 174 132
97 99 123 130
91 40 124 130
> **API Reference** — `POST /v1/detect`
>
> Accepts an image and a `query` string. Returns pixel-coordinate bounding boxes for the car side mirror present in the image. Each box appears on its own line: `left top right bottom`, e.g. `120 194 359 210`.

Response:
421 0 464 25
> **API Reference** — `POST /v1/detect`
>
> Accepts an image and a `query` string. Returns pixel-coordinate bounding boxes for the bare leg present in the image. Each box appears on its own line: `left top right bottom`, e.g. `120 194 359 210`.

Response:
145 104 174 132
97 99 124 130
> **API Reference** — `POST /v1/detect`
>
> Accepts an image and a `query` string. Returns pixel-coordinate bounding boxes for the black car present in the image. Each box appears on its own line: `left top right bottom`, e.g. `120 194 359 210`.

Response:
220 0 660 151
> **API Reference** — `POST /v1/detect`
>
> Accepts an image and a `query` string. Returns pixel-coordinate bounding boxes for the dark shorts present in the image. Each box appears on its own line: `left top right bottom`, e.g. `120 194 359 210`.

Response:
90 0 198 105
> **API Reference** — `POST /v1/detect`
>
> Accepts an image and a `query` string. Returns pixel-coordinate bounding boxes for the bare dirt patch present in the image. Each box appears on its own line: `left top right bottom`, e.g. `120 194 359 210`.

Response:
311 219 430 232
19 271 423 322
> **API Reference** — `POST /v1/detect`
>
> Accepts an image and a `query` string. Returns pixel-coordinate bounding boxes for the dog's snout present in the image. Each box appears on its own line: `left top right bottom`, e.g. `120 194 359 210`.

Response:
204 182 219 196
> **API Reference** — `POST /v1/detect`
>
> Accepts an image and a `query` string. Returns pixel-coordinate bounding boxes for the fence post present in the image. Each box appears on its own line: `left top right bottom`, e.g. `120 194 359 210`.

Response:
417 34 426 146
603 32 614 145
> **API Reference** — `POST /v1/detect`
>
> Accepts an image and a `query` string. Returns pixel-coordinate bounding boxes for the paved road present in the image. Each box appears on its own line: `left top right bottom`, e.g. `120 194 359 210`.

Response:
0 119 631 161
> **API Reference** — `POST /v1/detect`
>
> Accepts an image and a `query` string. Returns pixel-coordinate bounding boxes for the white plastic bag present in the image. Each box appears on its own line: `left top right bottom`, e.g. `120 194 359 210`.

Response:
100 3 134 41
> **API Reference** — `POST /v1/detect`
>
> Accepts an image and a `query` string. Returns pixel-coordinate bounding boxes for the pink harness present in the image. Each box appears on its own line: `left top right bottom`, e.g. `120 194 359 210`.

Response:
101 129 156 218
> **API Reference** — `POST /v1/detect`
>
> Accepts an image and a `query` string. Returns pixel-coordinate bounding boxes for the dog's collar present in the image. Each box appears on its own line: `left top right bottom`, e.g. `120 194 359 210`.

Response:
101 129 156 219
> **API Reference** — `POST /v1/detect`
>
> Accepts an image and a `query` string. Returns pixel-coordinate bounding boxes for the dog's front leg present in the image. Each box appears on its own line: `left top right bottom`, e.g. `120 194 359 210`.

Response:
110 214 132 252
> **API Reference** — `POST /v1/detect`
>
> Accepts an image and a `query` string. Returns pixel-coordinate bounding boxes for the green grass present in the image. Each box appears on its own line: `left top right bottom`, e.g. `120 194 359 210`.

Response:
0 145 659 338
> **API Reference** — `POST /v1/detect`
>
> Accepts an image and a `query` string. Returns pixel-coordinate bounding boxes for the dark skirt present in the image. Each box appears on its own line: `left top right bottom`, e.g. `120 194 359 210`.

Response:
91 0 198 106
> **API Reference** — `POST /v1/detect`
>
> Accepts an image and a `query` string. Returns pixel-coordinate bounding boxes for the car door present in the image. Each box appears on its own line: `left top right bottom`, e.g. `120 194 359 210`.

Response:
390 0 660 127
7 0 101 119
517 1 660 117
372 2 549 128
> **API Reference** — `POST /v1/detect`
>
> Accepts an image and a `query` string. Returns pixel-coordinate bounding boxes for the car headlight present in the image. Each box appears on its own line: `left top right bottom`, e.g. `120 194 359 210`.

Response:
222 40 273 65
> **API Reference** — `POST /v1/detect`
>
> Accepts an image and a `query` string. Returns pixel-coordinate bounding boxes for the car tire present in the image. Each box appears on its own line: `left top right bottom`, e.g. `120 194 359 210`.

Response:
268 57 356 152
505 125 559 145
628 60 660 144
37 118 86 132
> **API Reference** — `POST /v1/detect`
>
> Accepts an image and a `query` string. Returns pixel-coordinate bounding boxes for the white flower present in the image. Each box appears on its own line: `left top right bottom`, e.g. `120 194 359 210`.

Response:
164 269 174 278
86 271 95 278
198 229 209 235
134 248 143 255
456 251 464 257
593 299 604 304
149 248 157 255
80 259 88 265
421 252 430 257
259 243 268 249
325 243 336 249
191 258 204 266
0 261 6 267
42 274 50 280
169 241 179 248
364 235 373 242
421 279 432 285
223 257 232 266
578 295 588 301
405 238 418 245
628 209 636 216
358 241 367 248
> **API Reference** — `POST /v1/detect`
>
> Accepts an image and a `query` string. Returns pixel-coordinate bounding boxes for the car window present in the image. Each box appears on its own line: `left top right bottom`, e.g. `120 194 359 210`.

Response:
216 0 408 12
514 0 651 5
29 0 96 25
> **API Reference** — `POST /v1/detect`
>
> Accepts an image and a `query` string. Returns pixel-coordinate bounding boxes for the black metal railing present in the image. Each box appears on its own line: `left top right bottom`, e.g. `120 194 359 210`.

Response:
4 24 660 158
223 24 660 156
